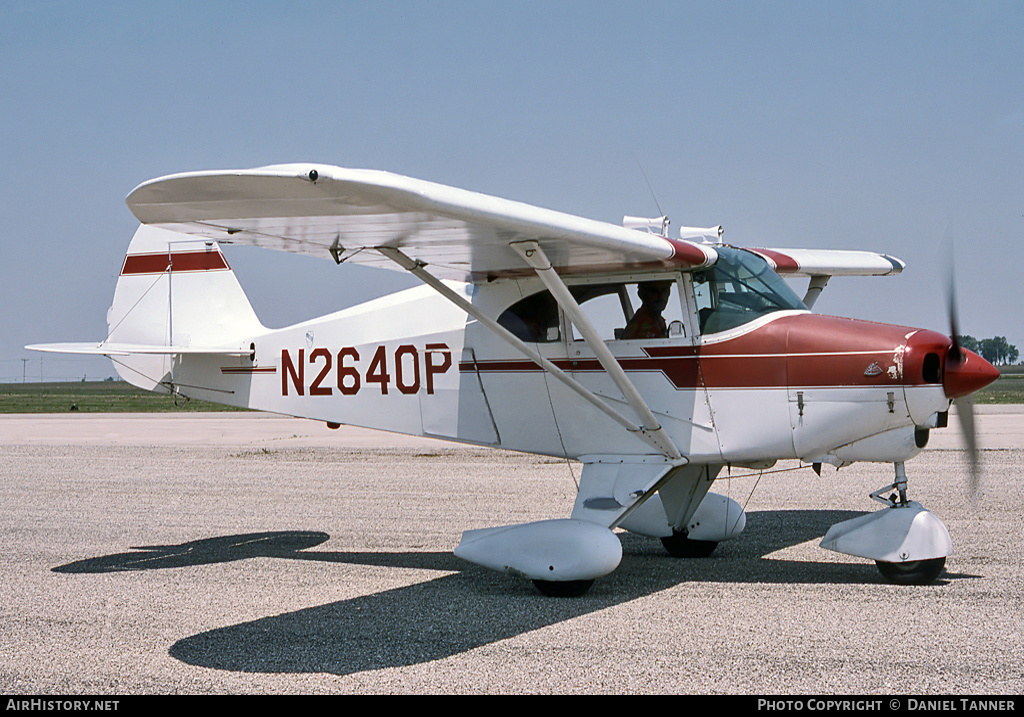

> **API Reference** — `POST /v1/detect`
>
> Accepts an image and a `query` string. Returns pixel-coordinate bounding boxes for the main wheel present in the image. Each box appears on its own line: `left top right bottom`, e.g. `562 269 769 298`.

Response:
532 579 594 597
661 532 718 558
875 557 946 585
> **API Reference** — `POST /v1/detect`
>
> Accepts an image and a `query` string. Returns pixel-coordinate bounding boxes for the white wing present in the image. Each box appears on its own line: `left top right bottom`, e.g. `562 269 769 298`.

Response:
126 164 719 282
744 247 905 277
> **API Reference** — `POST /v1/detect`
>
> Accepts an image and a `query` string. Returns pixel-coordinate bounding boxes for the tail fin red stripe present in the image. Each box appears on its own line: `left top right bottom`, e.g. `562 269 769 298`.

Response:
120 251 229 275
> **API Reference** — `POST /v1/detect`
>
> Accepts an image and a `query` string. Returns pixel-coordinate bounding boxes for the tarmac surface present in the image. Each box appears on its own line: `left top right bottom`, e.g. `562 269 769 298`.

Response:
1 407 1022 695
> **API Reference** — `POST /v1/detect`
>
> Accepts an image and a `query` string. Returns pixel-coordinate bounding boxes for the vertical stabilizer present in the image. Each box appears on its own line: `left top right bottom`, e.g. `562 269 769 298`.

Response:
107 225 264 391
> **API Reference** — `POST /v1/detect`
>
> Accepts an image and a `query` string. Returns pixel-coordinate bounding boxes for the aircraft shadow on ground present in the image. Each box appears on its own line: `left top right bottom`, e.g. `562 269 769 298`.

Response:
53 531 336 573
51 509 952 676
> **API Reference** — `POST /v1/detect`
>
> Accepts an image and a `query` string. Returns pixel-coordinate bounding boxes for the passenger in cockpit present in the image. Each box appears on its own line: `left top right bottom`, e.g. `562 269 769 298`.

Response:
623 280 673 339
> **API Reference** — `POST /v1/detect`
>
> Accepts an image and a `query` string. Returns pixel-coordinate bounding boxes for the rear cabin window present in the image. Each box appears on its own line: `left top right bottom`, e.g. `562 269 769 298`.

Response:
497 291 561 342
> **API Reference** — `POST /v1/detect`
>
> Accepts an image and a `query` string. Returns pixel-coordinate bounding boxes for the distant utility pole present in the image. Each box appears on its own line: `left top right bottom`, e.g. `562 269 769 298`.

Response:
22 358 28 383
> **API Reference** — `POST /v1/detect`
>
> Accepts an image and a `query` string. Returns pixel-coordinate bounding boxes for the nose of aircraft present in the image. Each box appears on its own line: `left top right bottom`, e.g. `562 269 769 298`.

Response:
943 346 1000 399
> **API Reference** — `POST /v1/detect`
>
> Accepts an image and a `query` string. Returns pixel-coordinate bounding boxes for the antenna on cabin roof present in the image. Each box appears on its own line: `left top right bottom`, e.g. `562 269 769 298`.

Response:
631 154 669 235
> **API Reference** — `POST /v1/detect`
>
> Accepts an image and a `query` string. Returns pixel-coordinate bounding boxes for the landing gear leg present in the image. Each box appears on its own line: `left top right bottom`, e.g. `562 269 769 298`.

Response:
869 462 948 586
870 461 910 509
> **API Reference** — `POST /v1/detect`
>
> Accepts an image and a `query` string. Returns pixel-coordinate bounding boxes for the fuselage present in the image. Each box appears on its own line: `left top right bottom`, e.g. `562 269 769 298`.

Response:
173 255 996 467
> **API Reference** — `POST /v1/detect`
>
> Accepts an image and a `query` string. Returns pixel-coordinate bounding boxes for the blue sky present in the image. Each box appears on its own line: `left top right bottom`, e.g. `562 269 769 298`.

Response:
2 1 1021 381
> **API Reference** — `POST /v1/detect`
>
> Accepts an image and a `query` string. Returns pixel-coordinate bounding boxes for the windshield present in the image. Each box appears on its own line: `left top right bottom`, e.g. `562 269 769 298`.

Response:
692 246 806 334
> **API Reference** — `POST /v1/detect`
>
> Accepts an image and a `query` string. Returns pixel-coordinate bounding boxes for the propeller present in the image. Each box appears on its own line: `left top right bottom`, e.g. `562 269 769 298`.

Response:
943 262 994 501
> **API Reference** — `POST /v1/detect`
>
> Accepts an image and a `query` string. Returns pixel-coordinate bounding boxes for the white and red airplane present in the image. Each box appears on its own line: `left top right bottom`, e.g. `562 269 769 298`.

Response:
30 164 999 596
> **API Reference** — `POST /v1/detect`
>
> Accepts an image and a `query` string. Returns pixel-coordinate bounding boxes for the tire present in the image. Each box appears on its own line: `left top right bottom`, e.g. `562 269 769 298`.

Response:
875 557 946 585
660 532 718 558
532 579 594 597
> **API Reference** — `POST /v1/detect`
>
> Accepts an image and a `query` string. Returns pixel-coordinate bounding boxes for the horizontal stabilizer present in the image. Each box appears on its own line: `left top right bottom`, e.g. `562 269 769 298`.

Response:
26 342 251 357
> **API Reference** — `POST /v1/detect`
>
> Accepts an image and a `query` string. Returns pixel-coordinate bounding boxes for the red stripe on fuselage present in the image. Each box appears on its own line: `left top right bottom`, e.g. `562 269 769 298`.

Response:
120 251 230 275
459 315 943 390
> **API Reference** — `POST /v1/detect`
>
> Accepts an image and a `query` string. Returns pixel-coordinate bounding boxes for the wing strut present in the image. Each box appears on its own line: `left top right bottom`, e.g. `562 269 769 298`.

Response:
377 247 679 457
802 275 831 310
510 241 682 460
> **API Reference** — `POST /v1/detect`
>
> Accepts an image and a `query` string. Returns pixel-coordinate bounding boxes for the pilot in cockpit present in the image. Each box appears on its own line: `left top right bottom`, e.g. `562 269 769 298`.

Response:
623 280 673 339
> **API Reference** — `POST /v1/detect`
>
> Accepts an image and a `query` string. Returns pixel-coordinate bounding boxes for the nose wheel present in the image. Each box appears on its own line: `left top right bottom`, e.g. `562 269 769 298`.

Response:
821 462 952 585
875 556 946 585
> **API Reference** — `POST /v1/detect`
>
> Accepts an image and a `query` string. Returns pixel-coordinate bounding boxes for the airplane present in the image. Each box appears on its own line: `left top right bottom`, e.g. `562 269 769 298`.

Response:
29 163 1000 597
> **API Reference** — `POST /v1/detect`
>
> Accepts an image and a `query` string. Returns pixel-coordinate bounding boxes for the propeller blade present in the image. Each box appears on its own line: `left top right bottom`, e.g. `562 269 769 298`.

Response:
949 313 963 365
947 260 965 366
953 396 980 500
944 233 983 500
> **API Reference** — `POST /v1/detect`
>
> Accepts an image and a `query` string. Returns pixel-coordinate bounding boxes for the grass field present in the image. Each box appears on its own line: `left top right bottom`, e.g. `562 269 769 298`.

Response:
0 381 247 413
1 370 1021 414
976 365 1024 405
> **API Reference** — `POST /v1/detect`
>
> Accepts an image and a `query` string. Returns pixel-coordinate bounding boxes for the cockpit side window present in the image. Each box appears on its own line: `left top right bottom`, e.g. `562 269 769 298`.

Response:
568 279 684 341
692 246 806 334
497 291 561 343
497 278 687 344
